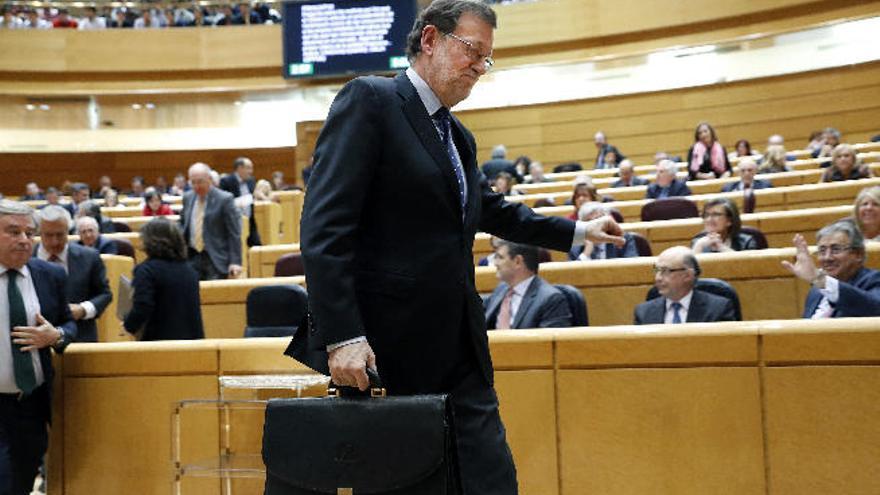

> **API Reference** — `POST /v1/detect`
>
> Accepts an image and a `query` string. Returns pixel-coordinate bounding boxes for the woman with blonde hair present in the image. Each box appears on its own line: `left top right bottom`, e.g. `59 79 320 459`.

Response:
854 186 880 241
757 145 790 174
820 144 872 182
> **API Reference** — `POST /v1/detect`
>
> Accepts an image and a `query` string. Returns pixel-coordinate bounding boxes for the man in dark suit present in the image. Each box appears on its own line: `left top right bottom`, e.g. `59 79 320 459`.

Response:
22 183 44 201
34 206 112 343
646 159 692 199
721 158 771 193
181 163 242 280
594 131 626 169
634 246 736 324
219 157 261 247
287 2 623 493
568 202 640 260
611 159 649 188
480 144 523 183
75 216 118 255
485 241 572 330
40 187 74 217
782 220 880 318
0 200 76 495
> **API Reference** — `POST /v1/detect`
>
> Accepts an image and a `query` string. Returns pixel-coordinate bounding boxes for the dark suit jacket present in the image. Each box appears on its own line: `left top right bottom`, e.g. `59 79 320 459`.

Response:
31 243 112 343
646 180 692 199
634 289 736 324
691 231 759 252
480 158 522 183
484 277 572 330
612 176 649 188
124 258 204 340
24 259 77 422
180 187 242 275
721 179 772 192
802 267 880 318
289 73 575 394
219 174 261 247
595 144 626 169
568 232 639 260
78 235 118 255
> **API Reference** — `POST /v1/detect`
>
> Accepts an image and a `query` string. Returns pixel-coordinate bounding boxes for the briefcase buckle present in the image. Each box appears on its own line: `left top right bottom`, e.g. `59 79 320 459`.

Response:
327 386 386 398
370 387 386 398
338 488 353 495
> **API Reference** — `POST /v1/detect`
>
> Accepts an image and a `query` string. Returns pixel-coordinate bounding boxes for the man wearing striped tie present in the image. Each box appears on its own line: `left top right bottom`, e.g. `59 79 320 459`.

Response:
0 200 76 495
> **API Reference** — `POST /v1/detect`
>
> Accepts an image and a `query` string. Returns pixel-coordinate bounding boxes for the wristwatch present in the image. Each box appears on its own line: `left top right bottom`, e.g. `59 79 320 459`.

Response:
52 327 67 351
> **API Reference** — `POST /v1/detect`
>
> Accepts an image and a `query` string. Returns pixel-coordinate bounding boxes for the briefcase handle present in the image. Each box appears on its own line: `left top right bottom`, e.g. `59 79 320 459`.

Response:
328 368 386 398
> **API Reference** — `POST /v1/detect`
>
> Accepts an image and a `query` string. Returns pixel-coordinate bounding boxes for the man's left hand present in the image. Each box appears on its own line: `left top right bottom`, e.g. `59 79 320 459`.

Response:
228 264 243 278
11 313 62 352
584 215 625 247
69 303 86 320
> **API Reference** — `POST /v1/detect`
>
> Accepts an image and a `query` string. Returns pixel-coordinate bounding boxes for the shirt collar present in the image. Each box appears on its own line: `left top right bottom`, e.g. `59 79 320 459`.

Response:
38 243 68 264
511 275 535 297
406 67 444 117
0 263 31 279
666 290 693 312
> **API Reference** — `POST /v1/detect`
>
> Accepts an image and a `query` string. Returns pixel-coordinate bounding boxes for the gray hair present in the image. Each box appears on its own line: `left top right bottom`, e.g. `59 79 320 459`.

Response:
405 0 496 61
0 200 36 226
817 219 864 252
491 144 506 159
577 201 607 221
618 159 634 171
76 215 99 232
658 159 679 175
37 204 73 230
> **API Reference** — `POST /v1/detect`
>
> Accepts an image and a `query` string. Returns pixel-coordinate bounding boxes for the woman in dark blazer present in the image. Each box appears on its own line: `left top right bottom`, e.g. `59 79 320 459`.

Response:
691 197 758 253
123 217 204 340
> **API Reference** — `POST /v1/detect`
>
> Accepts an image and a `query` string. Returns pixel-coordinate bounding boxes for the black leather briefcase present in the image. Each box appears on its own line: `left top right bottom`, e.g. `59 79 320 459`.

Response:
262 373 460 495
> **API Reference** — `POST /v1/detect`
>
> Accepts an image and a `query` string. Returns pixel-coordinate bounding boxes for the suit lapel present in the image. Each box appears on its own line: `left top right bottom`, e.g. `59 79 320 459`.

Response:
651 298 667 324
686 291 706 323
512 278 539 328
396 74 465 223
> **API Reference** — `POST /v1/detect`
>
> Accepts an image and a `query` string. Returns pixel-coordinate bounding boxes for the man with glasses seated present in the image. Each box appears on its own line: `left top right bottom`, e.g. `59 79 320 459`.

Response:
634 246 736 324
783 220 880 318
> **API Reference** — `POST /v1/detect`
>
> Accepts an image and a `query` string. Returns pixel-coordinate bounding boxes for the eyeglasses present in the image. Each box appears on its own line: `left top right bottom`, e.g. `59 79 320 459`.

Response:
652 266 689 276
817 244 852 256
703 211 728 219
443 32 494 70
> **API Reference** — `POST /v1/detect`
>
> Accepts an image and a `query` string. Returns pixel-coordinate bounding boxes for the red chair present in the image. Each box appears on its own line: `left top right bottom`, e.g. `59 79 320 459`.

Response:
274 253 305 277
640 198 699 222
630 232 652 256
113 238 136 261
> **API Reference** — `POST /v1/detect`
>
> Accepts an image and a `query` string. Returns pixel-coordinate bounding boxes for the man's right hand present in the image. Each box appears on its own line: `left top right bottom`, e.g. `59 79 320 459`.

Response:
328 341 377 391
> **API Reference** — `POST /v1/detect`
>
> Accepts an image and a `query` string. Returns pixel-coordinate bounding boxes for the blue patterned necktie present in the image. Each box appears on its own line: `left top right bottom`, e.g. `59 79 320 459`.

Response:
8 270 37 395
671 302 683 324
432 107 467 213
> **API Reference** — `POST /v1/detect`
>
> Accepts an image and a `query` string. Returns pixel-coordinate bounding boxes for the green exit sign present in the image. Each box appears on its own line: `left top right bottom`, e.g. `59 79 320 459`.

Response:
289 63 314 76
389 56 410 69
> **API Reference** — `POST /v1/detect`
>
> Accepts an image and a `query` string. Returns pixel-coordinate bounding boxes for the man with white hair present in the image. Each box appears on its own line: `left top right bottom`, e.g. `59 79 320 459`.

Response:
22 183 43 201
612 159 649 188
646 160 692 199
180 162 242 280
75 216 118 255
480 144 521 183
593 131 626 169
721 158 772 193
0 200 76 495
34 205 112 343
569 202 640 260
526 161 549 184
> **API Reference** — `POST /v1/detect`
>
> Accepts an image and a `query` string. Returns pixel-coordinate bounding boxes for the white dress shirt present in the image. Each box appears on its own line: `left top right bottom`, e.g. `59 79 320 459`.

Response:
36 244 97 319
0 265 46 393
507 276 534 323
664 290 693 324
810 276 840 319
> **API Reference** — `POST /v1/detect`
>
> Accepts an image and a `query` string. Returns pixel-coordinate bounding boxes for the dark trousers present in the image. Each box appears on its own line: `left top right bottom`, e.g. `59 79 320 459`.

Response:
0 394 48 495
188 249 224 281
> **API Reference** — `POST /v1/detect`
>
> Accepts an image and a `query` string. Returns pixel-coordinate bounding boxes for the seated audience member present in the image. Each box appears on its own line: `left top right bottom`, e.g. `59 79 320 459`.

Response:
35 206 113 343
128 176 146 197
123 218 204 340
493 172 519 196
77 200 116 234
481 145 521 183
108 9 132 28
94 175 115 198
478 236 502 267
688 122 731 180
42 187 75 216
22 182 44 201
103 188 121 208
646 160 692 199
806 130 824 154
70 183 91 216
1 8 23 28
854 186 880 241
254 179 273 201
512 156 531 178
782 220 880 318
634 246 736 324
154 176 169 195
142 190 174 216
612 159 649 188
168 173 190 195
53 9 78 28
812 127 841 159
233 2 262 24
214 5 236 25
133 8 161 28
172 4 195 26
75 216 118 255
568 203 639 260
78 6 106 29
271 171 288 191
721 158 771 192
568 180 606 219
757 144 790 174
484 241 572 330
24 9 52 29
820 144 872 182
526 161 550 184
653 151 669 164
691 198 759 253
730 139 755 161
593 131 626 170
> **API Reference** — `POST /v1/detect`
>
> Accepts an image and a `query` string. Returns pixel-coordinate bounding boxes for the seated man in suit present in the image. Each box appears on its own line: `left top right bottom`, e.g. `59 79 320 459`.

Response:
782 220 880 318
34 206 112 342
721 158 771 193
646 160 692 199
594 131 626 169
612 159 649 188
569 202 639 260
634 246 736 324
75 216 118 255
480 144 522 183
485 241 572 330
